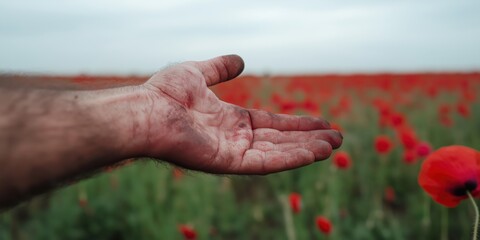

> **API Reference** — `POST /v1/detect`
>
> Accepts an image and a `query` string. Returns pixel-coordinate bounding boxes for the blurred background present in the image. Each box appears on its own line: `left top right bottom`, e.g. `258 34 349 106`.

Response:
1 1 480 239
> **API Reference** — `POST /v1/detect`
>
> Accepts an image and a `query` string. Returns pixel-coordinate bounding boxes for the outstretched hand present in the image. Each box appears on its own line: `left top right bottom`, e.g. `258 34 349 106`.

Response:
0 54 343 208
140 55 342 174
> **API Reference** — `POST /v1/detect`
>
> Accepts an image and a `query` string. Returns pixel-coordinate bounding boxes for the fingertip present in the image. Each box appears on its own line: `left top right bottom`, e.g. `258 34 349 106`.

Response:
222 54 245 79
200 54 245 86
331 130 343 149
315 141 333 161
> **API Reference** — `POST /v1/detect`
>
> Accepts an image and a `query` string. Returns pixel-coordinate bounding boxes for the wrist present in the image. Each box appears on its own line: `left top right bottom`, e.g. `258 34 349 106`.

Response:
80 85 171 161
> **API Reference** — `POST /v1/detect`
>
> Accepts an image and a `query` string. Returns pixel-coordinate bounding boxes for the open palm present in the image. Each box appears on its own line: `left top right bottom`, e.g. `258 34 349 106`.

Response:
142 55 342 175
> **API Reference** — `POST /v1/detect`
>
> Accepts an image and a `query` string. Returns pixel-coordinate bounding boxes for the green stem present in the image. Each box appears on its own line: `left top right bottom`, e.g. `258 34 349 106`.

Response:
280 194 296 240
441 207 448 240
422 196 431 238
467 191 479 240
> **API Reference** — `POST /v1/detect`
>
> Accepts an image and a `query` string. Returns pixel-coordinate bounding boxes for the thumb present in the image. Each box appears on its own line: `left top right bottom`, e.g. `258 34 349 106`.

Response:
193 54 245 86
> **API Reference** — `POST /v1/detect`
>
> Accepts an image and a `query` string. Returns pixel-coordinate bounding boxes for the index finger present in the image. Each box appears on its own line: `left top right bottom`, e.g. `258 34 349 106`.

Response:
248 109 331 131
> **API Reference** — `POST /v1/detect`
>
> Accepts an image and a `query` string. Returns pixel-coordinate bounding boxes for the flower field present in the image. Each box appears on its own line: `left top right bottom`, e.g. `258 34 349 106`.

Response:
1 72 479 239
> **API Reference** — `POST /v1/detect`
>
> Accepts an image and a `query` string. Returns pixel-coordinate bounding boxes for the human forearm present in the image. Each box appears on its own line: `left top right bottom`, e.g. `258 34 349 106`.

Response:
0 86 153 208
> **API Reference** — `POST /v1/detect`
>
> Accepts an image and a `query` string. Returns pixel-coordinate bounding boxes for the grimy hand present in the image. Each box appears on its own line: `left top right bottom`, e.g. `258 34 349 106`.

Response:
138 55 342 174
0 54 342 209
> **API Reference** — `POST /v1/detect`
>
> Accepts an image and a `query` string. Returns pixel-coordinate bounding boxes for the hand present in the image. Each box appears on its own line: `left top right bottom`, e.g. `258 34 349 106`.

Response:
138 55 342 175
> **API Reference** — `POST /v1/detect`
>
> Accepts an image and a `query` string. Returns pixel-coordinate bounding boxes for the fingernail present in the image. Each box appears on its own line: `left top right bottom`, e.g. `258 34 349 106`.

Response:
338 131 343 139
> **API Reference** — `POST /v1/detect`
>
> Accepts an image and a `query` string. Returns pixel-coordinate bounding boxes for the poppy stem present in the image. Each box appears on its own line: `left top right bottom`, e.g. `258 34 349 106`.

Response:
467 191 479 240
440 207 448 240
280 194 296 240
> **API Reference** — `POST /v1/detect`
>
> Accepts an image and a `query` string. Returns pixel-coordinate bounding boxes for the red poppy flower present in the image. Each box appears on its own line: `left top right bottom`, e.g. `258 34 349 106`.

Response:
440 116 453 127
390 112 406 127
397 128 417 150
457 102 470 118
271 93 283 105
289 192 302 214
280 101 297 114
333 151 352 169
375 135 393 155
301 99 319 114
179 225 197 240
416 142 432 158
418 145 480 207
403 150 417 164
315 216 332 235
330 123 342 132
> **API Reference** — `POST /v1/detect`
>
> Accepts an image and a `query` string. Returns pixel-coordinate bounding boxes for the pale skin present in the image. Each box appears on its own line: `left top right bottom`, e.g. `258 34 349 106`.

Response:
0 55 342 209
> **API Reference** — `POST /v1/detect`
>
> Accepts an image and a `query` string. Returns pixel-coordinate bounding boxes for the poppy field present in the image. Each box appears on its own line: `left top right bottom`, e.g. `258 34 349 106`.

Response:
1 72 480 239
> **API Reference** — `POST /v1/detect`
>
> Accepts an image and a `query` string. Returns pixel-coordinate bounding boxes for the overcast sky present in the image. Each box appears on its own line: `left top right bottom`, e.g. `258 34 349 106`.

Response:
1 0 479 75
